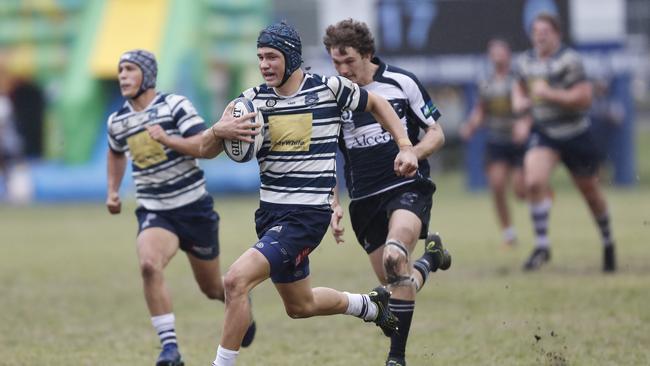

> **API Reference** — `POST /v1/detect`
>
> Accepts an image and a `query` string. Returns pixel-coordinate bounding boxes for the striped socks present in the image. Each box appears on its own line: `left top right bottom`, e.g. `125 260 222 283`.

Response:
344 292 378 321
530 198 552 248
388 299 415 360
596 212 614 247
151 313 177 348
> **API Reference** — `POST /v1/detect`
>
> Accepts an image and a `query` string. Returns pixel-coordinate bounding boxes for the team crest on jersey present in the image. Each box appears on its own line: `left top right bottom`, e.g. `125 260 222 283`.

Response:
341 110 353 123
266 99 277 108
147 108 158 120
305 92 319 106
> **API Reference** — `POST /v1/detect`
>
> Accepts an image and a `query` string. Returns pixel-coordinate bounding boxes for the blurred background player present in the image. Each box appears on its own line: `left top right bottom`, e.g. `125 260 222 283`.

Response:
512 14 617 272
105 49 255 366
323 19 451 366
460 38 526 248
0 55 24 201
200 21 420 366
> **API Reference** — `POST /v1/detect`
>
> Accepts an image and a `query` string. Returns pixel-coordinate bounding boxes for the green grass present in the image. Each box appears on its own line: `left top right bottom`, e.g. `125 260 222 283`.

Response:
1 126 648 365
1 170 649 365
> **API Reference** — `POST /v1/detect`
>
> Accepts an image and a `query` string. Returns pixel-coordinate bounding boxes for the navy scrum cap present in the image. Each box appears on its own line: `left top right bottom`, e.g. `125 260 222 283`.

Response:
257 21 302 85
119 49 157 97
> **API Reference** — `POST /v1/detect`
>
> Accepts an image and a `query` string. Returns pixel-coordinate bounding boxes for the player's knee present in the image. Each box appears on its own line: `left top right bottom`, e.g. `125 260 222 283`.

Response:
199 283 224 301
383 239 410 284
284 303 312 319
139 258 163 280
526 179 545 197
222 270 247 301
491 181 507 196
514 185 527 200
383 240 408 264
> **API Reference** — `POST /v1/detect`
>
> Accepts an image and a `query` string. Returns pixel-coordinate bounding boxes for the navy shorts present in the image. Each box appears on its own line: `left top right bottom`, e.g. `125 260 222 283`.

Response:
349 180 435 254
135 194 220 260
528 129 603 177
253 203 331 283
485 141 525 167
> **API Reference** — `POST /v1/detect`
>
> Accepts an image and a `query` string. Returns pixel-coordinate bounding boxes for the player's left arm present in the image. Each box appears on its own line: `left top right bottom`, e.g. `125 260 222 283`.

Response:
531 80 592 110
147 125 203 158
147 96 207 158
330 180 345 245
414 124 445 161
365 92 418 177
530 54 592 110
403 76 445 160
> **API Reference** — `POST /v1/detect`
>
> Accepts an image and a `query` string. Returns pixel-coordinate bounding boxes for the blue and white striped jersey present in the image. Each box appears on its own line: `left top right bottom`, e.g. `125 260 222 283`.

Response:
339 58 441 200
242 73 368 208
478 72 517 144
107 93 207 210
515 46 590 139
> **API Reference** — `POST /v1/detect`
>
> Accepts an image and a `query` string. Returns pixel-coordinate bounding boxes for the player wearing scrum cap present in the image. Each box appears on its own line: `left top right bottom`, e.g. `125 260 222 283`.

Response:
200 21 421 366
105 49 256 366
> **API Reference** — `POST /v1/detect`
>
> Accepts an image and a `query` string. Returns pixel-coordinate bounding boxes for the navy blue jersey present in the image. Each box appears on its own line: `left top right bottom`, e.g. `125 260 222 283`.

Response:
339 58 441 200
107 93 207 210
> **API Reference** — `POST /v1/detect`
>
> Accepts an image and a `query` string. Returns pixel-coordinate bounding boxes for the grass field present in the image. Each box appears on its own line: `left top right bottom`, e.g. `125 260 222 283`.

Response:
2 129 650 365
1 169 649 365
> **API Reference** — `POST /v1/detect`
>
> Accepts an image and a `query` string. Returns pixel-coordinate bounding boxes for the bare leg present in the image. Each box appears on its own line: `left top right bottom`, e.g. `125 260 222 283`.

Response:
136 228 180 315
220 248 270 350
571 173 609 218
487 162 517 245
522 147 560 270
384 209 421 301
571 172 617 270
487 161 512 231
275 277 349 318
525 147 559 204
187 253 224 301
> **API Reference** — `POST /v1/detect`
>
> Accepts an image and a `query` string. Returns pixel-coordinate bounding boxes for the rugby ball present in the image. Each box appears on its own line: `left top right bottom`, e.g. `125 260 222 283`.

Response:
223 97 264 163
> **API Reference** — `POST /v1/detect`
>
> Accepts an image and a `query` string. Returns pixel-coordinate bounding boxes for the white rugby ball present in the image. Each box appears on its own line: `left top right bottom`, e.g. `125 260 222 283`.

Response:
223 97 264 163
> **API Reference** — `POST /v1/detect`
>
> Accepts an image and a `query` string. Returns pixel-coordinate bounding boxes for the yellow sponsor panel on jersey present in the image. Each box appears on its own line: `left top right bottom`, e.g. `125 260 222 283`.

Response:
527 77 548 105
127 131 167 169
487 96 512 117
268 113 312 152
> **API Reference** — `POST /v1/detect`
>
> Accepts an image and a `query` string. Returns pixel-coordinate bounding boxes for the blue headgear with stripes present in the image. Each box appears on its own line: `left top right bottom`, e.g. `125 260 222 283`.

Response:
257 21 302 86
119 49 157 98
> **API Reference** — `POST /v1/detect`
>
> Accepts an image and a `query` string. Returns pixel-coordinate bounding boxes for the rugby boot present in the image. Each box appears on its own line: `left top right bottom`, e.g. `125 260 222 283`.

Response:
386 357 406 366
424 232 452 271
603 245 616 272
242 293 256 347
523 247 551 271
367 286 399 337
156 343 184 366
241 320 257 347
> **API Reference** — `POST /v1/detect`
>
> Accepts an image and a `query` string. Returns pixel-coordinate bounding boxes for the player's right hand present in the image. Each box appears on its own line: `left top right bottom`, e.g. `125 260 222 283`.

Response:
106 191 121 214
394 147 418 177
211 102 261 143
512 116 532 145
330 203 345 244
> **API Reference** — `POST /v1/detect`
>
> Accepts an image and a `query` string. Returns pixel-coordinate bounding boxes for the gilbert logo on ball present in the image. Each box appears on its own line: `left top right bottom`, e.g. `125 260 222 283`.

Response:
223 97 264 163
